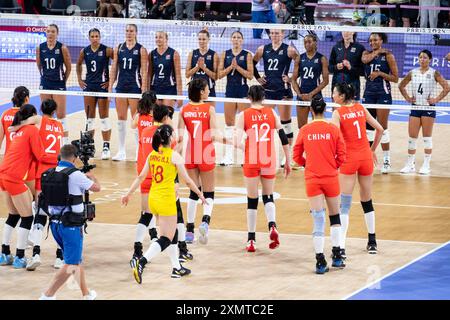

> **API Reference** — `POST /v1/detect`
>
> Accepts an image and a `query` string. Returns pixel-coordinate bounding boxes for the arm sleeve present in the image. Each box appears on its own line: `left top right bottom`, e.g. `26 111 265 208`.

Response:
292 130 306 167
335 130 346 168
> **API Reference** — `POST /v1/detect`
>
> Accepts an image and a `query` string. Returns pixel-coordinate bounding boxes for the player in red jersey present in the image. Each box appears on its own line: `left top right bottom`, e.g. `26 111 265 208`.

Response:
235 85 291 252
331 83 384 258
293 96 346 274
0 105 47 268
178 78 229 245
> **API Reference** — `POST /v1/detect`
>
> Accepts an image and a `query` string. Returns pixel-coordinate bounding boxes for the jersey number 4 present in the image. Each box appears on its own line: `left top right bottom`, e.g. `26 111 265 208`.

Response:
417 83 424 95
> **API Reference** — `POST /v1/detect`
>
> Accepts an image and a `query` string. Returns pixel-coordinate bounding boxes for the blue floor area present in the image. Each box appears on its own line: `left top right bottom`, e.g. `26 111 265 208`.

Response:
1 88 450 124
348 242 450 300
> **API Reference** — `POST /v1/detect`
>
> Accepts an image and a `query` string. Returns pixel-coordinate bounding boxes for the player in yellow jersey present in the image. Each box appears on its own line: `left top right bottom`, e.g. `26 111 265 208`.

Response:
122 124 206 283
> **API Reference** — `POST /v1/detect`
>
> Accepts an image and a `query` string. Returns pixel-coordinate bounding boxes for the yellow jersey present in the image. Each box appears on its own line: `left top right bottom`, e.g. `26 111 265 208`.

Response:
148 147 178 216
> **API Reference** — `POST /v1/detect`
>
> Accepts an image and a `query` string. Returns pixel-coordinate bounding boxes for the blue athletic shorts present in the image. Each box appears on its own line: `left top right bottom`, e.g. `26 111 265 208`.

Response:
225 85 249 99
363 93 392 105
40 80 66 91
116 86 142 94
265 88 293 101
151 85 177 96
84 82 108 99
410 110 436 118
50 221 83 265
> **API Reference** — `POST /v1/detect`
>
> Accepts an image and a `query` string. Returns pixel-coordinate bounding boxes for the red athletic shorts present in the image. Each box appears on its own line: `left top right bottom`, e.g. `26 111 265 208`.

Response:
0 177 28 196
340 159 374 176
305 178 340 198
140 177 152 194
185 163 215 172
243 166 276 179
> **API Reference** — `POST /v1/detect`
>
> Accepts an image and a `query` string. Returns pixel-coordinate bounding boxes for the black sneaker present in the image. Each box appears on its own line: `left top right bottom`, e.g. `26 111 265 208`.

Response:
179 249 193 263
340 248 347 260
133 258 146 284
332 247 346 268
171 265 191 278
367 242 378 254
315 254 329 275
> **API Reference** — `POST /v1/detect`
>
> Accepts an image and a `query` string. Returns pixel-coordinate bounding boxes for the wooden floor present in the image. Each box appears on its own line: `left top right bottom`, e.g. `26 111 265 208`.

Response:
1 108 449 300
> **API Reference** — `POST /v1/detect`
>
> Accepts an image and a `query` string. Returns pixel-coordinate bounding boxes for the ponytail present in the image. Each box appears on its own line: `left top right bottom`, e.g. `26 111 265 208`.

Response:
12 104 37 126
11 86 30 107
152 124 173 152
334 82 356 102
310 95 326 115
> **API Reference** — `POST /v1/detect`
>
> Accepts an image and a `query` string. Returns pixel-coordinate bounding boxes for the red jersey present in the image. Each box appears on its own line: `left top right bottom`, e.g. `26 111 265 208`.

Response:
337 103 372 161
181 103 215 165
0 125 46 181
39 116 63 165
293 120 346 183
136 114 154 173
243 107 276 169
1 107 19 152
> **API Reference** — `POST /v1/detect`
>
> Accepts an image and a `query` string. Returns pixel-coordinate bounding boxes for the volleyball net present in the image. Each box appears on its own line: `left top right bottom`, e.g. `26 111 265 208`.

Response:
0 13 449 111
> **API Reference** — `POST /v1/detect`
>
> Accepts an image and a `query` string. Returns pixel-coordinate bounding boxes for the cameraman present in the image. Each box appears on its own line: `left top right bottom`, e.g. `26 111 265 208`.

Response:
39 145 101 300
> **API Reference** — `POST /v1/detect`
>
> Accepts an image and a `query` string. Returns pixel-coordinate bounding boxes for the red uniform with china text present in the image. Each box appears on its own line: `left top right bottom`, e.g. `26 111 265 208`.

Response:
181 103 215 171
136 114 154 194
1 107 19 153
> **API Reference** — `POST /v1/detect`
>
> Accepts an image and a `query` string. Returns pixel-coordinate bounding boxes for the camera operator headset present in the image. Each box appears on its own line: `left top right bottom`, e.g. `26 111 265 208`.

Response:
39 144 100 300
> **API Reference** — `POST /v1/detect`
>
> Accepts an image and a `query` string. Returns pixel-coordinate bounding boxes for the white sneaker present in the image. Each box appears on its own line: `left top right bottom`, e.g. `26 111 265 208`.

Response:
419 163 431 175
26 254 41 271
54 258 64 269
381 159 391 174
101 147 111 160
400 163 415 174
112 152 126 161
83 289 97 300
39 294 56 300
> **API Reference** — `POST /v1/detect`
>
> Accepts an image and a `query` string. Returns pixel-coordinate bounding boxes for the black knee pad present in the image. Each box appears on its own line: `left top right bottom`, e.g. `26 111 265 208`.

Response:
329 214 341 226
247 197 259 210
176 199 184 224
361 200 374 214
34 214 48 227
157 236 171 251
203 191 215 199
171 230 178 244
262 194 274 205
189 190 199 201
5 214 20 228
138 211 152 226
19 216 34 230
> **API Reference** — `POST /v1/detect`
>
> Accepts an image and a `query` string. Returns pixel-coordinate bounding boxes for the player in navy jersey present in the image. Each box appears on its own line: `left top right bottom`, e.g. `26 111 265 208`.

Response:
186 29 219 105
76 28 114 160
218 31 253 166
253 29 299 163
148 31 183 108
292 34 329 130
362 33 398 174
36 24 72 145
108 24 148 161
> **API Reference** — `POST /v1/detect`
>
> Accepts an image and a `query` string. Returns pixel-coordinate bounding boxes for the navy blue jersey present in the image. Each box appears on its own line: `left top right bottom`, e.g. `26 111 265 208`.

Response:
39 41 65 82
150 47 176 89
298 52 323 94
190 48 216 90
262 43 292 92
83 44 110 84
117 42 142 89
364 53 391 96
224 49 249 87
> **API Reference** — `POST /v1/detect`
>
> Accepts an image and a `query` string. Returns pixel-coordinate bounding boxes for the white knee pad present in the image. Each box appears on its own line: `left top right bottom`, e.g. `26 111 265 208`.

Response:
60 118 68 132
408 137 417 150
381 129 390 144
86 118 95 132
366 129 375 142
423 137 432 149
100 117 112 132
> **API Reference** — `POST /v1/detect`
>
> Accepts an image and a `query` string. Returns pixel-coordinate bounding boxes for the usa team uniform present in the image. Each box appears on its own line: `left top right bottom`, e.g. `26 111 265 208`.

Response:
150 47 177 95
224 49 250 98
363 53 392 105
410 67 437 118
39 41 66 91
262 43 293 100
83 44 110 97
298 52 324 100
190 49 216 97
116 42 143 94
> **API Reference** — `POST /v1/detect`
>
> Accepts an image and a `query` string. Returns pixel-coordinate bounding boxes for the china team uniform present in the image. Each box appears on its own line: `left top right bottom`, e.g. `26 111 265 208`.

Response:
190 49 216 97
338 103 374 176
39 41 66 91
224 49 250 98
35 117 64 191
298 52 324 99
243 107 277 178
136 114 154 193
150 47 177 95
409 67 437 118
262 43 293 100
116 42 143 94
293 120 346 197
181 103 215 171
1 107 20 153
83 44 110 97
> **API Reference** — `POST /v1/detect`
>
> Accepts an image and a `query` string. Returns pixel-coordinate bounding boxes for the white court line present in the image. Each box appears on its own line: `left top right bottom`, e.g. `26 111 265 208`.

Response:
342 240 450 300
281 197 450 210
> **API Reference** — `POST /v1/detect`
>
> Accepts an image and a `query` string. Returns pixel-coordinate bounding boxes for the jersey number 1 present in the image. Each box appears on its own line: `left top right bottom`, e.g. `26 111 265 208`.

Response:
353 120 362 139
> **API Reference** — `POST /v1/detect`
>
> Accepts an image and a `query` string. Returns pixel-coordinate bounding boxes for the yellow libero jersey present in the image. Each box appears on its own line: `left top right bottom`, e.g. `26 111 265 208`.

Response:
148 147 178 216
